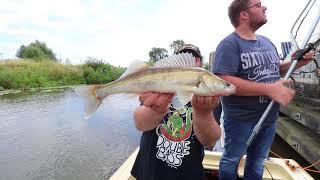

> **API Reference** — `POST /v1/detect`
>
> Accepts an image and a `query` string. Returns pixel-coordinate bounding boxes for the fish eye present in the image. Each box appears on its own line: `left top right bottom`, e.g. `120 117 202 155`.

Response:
226 82 231 86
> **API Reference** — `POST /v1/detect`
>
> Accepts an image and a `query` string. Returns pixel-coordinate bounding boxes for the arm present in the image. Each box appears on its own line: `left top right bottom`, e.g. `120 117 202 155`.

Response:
134 92 174 131
192 95 221 148
218 74 295 106
279 50 316 76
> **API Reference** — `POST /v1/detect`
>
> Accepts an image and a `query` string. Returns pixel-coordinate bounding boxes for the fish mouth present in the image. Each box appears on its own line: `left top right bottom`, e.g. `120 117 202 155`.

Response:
211 84 236 96
222 84 236 96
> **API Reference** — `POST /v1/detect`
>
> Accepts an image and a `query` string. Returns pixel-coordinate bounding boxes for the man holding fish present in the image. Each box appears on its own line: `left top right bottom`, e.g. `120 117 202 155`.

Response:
76 43 236 178
130 44 229 180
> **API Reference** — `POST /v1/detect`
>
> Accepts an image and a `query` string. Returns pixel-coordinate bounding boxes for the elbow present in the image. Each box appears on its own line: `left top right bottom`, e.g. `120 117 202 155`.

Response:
214 129 222 144
134 119 152 132
134 120 144 132
133 111 146 132
133 110 154 132
204 128 222 149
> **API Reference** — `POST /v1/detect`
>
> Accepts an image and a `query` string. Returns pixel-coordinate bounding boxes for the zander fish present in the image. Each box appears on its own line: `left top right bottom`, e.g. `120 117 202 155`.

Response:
75 53 236 118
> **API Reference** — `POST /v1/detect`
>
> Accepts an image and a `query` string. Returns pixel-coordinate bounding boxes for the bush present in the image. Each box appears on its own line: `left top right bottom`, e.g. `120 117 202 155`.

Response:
82 63 125 84
0 60 85 89
81 57 125 84
0 59 125 90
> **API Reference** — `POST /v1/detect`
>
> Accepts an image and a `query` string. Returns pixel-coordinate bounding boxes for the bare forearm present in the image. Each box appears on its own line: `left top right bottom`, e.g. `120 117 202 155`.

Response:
192 109 221 148
219 75 272 96
279 61 292 77
134 106 167 131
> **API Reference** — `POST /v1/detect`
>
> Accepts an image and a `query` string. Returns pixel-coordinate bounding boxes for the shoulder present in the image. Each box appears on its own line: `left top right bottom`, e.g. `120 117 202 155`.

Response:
257 34 277 49
257 34 272 43
219 32 239 45
216 32 240 50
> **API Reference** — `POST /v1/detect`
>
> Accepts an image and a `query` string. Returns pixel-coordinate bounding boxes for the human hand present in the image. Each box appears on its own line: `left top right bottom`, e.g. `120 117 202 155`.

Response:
191 95 220 113
139 92 174 114
268 79 295 106
292 49 316 66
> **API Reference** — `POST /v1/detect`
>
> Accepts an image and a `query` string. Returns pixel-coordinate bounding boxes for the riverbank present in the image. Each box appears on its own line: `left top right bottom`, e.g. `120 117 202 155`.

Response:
0 59 125 91
0 86 75 96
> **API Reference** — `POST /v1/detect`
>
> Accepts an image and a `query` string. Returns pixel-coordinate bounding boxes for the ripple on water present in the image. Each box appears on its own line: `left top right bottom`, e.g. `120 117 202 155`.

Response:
0 90 141 180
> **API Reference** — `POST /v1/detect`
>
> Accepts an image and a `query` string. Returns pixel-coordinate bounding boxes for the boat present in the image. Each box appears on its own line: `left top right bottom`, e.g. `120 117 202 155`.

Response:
276 0 320 171
109 148 315 180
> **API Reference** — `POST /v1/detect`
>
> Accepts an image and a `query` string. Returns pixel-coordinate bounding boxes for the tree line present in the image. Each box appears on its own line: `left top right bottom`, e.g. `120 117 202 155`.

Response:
14 39 187 64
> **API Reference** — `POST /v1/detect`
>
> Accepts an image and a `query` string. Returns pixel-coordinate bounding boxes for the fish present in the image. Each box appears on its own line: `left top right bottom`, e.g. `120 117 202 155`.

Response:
75 53 236 118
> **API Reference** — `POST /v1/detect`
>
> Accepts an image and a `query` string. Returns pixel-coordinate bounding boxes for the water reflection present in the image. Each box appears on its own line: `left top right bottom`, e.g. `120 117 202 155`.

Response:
0 89 141 180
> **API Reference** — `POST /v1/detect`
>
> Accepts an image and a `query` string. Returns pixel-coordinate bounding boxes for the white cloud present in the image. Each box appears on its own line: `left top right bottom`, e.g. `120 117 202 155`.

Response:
0 0 317 66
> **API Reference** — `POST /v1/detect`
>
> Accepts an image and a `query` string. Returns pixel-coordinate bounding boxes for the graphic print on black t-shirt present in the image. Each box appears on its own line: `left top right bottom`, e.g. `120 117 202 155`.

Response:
155 105 192 168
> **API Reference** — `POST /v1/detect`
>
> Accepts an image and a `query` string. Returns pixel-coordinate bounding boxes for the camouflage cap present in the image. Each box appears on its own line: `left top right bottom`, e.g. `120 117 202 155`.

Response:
176 44 202 58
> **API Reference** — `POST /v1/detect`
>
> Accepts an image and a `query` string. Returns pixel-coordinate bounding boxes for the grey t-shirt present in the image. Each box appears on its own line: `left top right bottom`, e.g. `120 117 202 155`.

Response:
212 32 280 123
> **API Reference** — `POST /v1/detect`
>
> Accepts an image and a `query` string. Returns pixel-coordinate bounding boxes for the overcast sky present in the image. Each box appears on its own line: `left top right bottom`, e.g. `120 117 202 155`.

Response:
0 0 318 67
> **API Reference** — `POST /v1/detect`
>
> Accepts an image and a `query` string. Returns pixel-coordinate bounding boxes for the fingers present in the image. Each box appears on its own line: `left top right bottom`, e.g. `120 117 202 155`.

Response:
279 79 293 86
192 95 220 110
138 92 174 112
143 93 160 107
300 50 316 63
272 80 296 106
139 92 157 104
303 50 316 60
155 94 172 108
193 96 219 105
292 49 315 61
279 89 295 106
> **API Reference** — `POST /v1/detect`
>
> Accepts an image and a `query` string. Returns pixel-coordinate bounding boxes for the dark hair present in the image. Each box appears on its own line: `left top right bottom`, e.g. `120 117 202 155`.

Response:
228 0 250 27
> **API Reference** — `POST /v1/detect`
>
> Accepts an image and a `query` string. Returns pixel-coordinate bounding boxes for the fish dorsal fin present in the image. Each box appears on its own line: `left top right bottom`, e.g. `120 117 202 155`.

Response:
118 60 150 79
171 91 193 109
154 53 195 68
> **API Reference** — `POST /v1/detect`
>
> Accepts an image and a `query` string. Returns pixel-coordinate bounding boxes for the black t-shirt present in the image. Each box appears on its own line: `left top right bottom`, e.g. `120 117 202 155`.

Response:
131 102 205 180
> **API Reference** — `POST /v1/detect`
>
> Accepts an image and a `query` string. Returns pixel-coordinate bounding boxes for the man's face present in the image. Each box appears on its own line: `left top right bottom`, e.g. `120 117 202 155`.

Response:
245 0 267 30
194 57 202 68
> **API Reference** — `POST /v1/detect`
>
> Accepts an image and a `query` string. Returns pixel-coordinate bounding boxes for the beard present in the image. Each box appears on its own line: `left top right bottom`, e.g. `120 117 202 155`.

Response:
250 19 267 31
248 11 267 31
250 16 268 31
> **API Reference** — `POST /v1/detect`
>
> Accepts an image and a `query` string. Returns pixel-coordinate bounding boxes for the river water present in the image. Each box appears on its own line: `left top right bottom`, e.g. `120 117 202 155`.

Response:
0 89 141 180
1 89 318 180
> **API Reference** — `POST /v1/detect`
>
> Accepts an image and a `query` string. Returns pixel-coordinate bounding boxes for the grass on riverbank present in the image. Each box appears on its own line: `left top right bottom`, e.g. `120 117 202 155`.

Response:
0 59 125 90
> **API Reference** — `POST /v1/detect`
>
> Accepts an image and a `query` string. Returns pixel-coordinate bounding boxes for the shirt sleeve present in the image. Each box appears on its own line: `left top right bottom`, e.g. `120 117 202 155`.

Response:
212 40 240 76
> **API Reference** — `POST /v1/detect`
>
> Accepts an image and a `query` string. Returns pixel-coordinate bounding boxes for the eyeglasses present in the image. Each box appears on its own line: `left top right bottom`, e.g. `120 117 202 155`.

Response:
243 2 262 11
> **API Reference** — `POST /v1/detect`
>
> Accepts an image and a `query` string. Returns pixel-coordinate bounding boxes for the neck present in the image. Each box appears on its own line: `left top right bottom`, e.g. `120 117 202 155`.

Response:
235 24 257 40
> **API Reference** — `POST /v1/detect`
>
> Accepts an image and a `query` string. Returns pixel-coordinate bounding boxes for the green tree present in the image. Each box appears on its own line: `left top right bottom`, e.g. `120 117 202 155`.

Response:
170 40 185 54
149 47 168 62
84 57 104 71
16 40 57 61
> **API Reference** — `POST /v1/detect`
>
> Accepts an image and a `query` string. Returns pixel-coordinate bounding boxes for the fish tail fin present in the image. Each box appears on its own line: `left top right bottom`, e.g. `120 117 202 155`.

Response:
74 85 103 118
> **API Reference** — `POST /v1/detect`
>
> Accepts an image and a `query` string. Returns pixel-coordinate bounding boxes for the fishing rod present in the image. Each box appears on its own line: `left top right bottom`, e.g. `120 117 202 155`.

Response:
246 36 320 147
